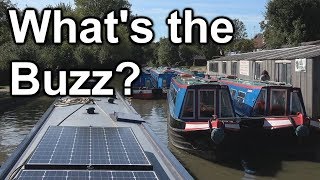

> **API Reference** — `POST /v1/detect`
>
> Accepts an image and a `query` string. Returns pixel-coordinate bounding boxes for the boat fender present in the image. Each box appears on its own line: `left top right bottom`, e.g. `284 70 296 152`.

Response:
211 128 224 144
295 125 310 137
86 107 95 114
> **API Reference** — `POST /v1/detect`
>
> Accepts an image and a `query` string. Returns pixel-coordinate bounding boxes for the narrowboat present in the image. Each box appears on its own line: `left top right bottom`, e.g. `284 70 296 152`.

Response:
132 69 159 99
219 78 320 150
0 92 193 179
167 74 238 161
167 75 320 162
150 67 178 92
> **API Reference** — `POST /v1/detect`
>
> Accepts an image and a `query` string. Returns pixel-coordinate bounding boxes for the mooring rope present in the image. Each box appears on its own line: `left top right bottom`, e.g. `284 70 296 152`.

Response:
54 97 96 107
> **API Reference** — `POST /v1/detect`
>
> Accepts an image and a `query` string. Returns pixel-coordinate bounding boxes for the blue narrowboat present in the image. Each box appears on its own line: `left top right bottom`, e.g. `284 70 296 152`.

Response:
168 75 320 162
149 67 178 97
167 74 239 161
219 78 320 150
131 69 156 99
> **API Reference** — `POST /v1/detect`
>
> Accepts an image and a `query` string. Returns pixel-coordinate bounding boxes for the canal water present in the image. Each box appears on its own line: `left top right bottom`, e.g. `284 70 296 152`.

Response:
1 96 320 179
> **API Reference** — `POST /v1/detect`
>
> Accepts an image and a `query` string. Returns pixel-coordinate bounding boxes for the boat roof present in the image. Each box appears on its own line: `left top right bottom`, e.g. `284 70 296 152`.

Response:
150 67 176 74
173 76 223 87
220 78 293 88
0 93 192 179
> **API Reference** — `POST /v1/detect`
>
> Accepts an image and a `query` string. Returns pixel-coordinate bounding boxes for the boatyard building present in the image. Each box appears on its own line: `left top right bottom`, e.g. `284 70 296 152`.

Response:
207 43 320 119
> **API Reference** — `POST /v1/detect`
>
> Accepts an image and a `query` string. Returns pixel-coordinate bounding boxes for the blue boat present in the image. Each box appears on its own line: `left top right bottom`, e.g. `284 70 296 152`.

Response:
131 69 160 99
167 74 238 161
149 67 178 98
167 75 320 162
219 78 320 153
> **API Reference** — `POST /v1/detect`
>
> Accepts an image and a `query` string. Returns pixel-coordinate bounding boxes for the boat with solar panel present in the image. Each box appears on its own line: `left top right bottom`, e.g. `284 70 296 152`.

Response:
0 93 193 179
167 74 240 161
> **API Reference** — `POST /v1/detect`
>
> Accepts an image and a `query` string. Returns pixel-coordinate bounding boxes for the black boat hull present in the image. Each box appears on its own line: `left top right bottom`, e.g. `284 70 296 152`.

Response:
168 115 320 161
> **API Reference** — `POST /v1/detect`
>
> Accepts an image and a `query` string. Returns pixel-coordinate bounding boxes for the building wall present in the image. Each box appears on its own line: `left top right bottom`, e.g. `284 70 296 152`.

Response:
312 57 320 118
207 59 316 118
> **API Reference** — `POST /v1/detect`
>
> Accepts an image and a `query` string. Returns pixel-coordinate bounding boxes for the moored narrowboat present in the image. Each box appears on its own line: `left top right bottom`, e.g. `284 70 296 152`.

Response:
167 75 238 161
149 67 178 98
219 78 320 150
167 75 320 162
132 69 157 99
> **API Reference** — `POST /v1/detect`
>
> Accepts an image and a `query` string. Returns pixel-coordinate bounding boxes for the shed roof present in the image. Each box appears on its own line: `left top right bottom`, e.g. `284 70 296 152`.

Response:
211 45 320 61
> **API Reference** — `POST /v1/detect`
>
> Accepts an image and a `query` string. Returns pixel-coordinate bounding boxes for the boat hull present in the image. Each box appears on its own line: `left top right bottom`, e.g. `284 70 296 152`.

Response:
168 115 320 161
132 89 166 100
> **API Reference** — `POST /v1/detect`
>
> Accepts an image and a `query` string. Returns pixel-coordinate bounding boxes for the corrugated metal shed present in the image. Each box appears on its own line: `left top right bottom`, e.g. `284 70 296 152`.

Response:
213 45 320 61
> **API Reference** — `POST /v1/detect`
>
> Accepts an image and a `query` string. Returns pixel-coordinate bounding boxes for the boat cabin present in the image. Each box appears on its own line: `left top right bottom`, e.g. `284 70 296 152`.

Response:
168 75 235 122
150 67 178 89
132 69 154 89
220 79 306 117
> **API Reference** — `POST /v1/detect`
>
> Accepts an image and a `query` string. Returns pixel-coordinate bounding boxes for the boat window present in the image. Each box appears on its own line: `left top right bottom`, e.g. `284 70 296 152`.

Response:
199 90 215 118
220 89 234 117
182 90 195 118
146 79 151 88
253 89 266 116
236 91 246 107
290 91 304 115
162 79 167 88
270 89 287 116
230 89 237 98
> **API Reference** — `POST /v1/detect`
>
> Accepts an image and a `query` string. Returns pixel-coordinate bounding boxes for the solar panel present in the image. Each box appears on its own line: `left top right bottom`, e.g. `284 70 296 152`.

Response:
17 170 158 180
25 127 151 170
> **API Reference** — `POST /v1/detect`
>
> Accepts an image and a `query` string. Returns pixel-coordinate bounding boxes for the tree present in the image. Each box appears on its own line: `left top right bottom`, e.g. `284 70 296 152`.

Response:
233 39 254 53
0 0 14 44
179 45 197 66
198 41 220 60
157 38 180 66
233 19 247 40
75 0 131 17
143 42 159 66
261 0 320 48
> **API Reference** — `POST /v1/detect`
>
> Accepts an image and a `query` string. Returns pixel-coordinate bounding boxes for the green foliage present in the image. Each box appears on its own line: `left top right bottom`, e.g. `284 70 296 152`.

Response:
262 0 320 48
222 19 253 53
157 38 180 66
0 0 14 44
233 39 254 53
179 45 197 66
233 19 247 40
199 41 220 60
75 0 131 16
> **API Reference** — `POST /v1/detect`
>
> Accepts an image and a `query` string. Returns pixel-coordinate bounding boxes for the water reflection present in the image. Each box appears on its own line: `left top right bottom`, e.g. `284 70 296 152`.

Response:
0 96 53 164
131 99 320 180
130 99 169 145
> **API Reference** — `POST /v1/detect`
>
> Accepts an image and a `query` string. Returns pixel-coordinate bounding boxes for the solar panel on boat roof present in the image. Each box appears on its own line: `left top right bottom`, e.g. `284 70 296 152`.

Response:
17 170 158 180
26 126 151 170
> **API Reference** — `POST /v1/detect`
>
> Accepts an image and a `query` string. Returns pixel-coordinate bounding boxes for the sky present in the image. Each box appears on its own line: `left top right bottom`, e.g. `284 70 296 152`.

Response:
11 0 268 39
